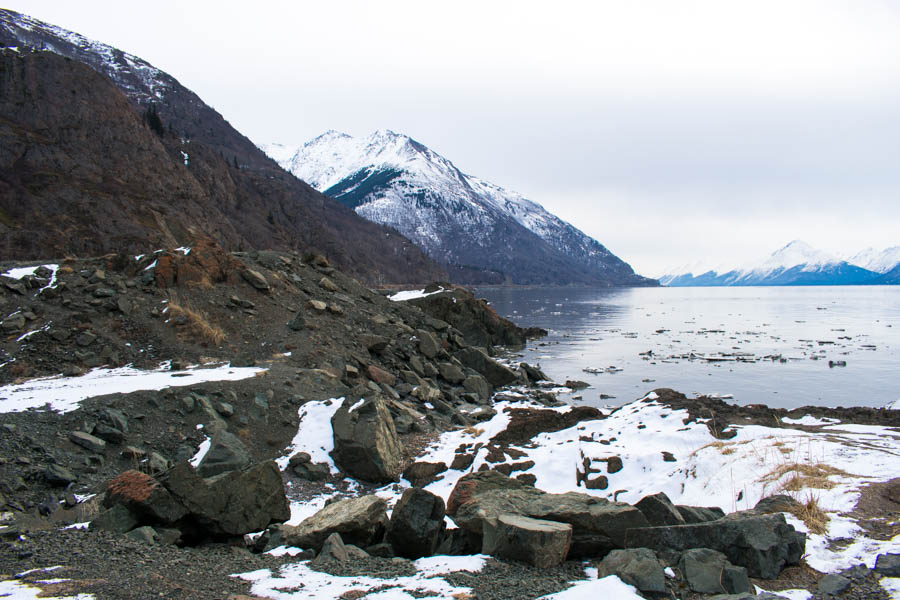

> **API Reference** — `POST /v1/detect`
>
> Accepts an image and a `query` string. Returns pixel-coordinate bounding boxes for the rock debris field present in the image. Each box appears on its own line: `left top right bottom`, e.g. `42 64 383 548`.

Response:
1 241 899 599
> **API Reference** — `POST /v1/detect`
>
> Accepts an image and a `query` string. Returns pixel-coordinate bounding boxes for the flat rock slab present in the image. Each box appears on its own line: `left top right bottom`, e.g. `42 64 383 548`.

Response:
482 514 572 568
281 495 388 551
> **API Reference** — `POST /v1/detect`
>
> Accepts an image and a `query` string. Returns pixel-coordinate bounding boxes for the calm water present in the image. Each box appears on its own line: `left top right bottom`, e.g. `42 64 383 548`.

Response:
476 286 900 410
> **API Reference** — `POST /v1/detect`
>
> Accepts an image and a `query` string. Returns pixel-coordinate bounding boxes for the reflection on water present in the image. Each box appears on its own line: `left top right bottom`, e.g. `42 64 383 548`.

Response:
476 286 900 410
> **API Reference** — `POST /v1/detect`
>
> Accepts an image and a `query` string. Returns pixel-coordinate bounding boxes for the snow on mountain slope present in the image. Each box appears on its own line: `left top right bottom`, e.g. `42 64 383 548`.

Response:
660 240 886 287
266 130 653 286
846 246 900 273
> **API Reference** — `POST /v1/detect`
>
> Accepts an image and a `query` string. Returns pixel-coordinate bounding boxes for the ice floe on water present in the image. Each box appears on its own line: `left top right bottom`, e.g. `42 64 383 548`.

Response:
0 362 266 413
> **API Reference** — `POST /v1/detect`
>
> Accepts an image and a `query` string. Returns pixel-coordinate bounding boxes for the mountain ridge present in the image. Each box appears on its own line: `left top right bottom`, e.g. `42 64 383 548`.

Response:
0 10 445 284
263 130 656 287
660 240 896 286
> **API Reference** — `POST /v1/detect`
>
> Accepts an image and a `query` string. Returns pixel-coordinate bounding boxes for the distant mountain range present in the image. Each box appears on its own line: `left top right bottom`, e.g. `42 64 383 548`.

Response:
262 131 656 286
659 241 900 286
0 9 444 284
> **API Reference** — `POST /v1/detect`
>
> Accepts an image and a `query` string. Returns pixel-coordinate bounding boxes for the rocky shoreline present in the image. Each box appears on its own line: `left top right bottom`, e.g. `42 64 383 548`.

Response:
1 241 899 599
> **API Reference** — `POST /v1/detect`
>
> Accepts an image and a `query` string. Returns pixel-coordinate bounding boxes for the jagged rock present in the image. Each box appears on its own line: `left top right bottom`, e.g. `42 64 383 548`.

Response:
318 276 339 292
447 471 647 557
366 365 397 386
162 460 289 537
311 532 350 564
331 395 402 483
403 461 448 487
607 456 623 473
69 431 107 453
412 385 442 402
196 430 250 477
482 514 572 568
817 573 851 596
287 311 306 331
44 464 76 486
93 423 125 444
240 268 269 291
100 408 129 433
417 330 441 359
308 299 327 311
280 495 388 551
519 362 548 382
126 525 158 544
676 505 726 524
454 348 518 387
288 453 330 481
635 492 686 526
875 553 900 576
597 548 666 594
104 470 188 524
387 488 446 559
438 362 466 384
91 504 139 533
1 312 25 332
625 511 805 579
754 495 803 514
463 375 491 403
678 548 751 594
360 334 389 353
148 451 170 474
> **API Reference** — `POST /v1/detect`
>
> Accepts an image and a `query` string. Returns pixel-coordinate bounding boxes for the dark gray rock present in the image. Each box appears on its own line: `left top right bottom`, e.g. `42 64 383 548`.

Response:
360 334 389 353
44 464 76 486
754 495 802 514
446 471 647 557
625 511 805 579
676 505 726 524
126 525 158 544
417 330 441 359
462 375 491 403
678 548 751 594
635 492 686 526
482 514 572 568
312 532 349 564
402 461 448 487
280 495 388 551
69 431 107 453
288 453 331 481
240 268 269 291
597 548 666 594
93 423 125 444
438 362 466 384
817 573 851 596
387 488 446 559
162 460 289 537
607 456 623 473
331 395 402 483
91 504 139 533
453 348 518 387
875 553 900 576
196 430 250 477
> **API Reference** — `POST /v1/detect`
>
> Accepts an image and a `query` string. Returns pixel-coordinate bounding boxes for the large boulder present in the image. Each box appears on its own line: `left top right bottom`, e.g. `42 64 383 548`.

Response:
280 495 388 551
597 548 666 594
482 514 572 568
195 430 251 478
104 470 187 524
447 471 647 558
678 548 751 595
676 505 726 524
635 492 685 526
387 488 446 559
453 348 517 388
331 395 403 483
625 511 805 579
162 460 289 537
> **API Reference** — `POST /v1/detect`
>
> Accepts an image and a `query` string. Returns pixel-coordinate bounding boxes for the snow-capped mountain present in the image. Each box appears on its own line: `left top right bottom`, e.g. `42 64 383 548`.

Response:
263 130 655 286
845 247 900 274
659 241 886 286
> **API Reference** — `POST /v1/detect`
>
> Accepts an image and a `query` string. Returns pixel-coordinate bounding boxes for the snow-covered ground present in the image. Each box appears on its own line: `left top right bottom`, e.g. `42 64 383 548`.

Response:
0 362 266 413
241 392 900 599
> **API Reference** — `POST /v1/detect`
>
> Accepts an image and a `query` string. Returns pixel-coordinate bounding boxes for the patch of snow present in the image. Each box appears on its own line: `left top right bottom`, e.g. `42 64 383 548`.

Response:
781 415 840 426
264 545 305 557
880 577 900 599
754 588 813 600
174 246 191 255
234 553 482 599
189 437 211 467
143 259 157 271
388 288 444 302
62 522 90 530
0 362 266 414
537 575 644 599
277 399 344 474
348 398 365 413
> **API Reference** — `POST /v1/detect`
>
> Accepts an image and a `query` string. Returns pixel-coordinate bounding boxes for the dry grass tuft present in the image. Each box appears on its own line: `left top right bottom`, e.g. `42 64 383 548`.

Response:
166 294 225 346
186 273 214 289
760 462 853 492
785 493 829 535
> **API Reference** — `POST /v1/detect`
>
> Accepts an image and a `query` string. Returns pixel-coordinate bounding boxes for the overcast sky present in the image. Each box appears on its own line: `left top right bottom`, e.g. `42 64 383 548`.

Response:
10 1 900 276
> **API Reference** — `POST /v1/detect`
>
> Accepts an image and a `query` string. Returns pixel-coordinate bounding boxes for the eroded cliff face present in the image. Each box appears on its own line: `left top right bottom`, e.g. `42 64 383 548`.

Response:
0 48 444 284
